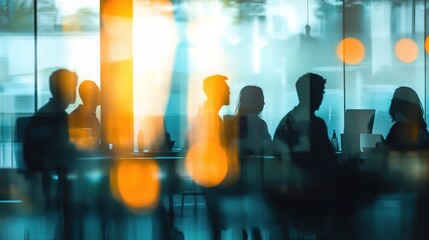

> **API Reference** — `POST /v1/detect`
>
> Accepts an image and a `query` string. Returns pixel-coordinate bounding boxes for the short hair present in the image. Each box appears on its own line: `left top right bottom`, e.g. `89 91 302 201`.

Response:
203 75 228 97
49 69 78 99
79 80 100 104
295 73 326 103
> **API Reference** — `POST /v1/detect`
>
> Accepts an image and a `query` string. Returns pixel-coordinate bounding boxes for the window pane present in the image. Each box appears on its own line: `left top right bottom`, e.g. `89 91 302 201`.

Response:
0 0 35 167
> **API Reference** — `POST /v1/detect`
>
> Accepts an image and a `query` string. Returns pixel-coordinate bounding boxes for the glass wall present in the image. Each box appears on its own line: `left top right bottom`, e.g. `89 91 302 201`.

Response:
134 0 429 150
2 0 429 166
0 0 99 167
133 0 345 149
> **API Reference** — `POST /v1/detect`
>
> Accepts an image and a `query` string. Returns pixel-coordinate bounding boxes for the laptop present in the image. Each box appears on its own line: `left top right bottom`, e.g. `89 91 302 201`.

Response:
341 109 376 158
344 109 375 134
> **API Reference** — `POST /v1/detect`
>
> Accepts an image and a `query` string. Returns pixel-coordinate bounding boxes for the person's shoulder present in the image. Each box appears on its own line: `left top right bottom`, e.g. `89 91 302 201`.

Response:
258 116 268 125
277 111 293 126
313 115 326 123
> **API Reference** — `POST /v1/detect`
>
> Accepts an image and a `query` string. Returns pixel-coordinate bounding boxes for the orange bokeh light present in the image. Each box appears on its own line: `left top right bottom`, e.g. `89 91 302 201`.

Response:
185 141 228 187
425 36 429 54
111 160 160 211
425 36 429 55
395 38 418 63
336 37 365 64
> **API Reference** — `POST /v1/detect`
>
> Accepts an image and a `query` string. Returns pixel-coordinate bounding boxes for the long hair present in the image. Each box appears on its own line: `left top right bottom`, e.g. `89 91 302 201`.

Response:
236 85 264 115
389 87 426 127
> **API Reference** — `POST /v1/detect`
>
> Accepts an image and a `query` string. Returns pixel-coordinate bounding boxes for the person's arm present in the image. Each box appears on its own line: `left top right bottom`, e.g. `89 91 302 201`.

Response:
261 120 274 155
273 116 292 157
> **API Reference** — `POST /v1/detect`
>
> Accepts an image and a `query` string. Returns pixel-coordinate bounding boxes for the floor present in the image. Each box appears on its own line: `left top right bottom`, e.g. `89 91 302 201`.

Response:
0 169 420 240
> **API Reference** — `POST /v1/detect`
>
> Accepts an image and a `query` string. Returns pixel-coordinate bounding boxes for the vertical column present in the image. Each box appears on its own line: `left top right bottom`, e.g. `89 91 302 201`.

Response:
100 0 133 151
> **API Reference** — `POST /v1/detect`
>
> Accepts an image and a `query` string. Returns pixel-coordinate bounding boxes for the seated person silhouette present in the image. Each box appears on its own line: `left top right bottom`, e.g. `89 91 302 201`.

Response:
225 85 273 155
68 80 101 149
185 74 230 240
384 86 429 150
382 87 429 240
24 69 78 172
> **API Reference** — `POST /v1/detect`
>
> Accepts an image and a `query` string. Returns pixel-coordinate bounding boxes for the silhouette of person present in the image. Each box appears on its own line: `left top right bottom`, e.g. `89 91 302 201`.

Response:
267 73 336 238
269 73 387 239
381 87 429 240
186 75 230 148
23 68 79 240
384 86 429 150
68 80 101 148
24 69 78 172
225 85 273 155
274 73 337 174
185 74 230 240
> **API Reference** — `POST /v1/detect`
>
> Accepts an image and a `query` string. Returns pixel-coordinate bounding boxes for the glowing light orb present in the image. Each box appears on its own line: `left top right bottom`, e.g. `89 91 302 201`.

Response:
336 37 365 64
395 38 418 63
425 36 429 55
185 141 228 187
111 160 160 211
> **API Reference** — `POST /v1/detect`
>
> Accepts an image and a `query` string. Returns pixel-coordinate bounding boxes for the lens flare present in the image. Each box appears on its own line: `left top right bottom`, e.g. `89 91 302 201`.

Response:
425 36 429 55
110 160 160 212
185 141 228 187
336 37 365 64
395 38 418 63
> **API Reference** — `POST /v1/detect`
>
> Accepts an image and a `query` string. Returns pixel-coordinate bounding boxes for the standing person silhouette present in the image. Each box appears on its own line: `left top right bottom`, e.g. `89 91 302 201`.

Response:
269 72 337 239
274 73 337 173
225 85 273 155
24 68 78 172
271 73 387 239
23 68 79 240
68 80 101 148
224 85 269 239
185 74 230 240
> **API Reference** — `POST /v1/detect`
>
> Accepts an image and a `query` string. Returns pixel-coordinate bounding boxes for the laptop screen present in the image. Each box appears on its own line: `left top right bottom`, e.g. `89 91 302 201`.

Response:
344 109 375 134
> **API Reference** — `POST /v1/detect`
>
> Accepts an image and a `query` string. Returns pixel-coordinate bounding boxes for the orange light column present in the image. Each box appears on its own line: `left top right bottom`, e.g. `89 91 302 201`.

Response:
100 0 134 151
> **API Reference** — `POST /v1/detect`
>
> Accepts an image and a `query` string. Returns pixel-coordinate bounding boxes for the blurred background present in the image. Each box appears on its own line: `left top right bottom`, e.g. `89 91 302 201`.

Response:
2 0 429 168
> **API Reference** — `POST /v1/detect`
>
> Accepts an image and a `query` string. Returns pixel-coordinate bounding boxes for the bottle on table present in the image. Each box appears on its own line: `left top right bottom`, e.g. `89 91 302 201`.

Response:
331 130 339 152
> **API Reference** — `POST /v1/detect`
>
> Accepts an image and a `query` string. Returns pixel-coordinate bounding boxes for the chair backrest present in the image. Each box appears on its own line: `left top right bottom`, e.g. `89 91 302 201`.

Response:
15 116 33 142
14 116 33 169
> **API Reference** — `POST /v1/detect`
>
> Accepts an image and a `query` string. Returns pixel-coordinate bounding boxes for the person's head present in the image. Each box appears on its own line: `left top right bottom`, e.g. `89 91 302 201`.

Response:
49 69 78 107
236 85 265 115
203 74 230 107
79 80 101 108
305 24 311 35
296 73 326 111
389 86 424 123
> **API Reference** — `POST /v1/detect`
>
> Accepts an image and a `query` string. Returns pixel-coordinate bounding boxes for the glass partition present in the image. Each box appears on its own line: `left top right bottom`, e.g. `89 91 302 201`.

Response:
0 0 100 167
2 0 429 165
